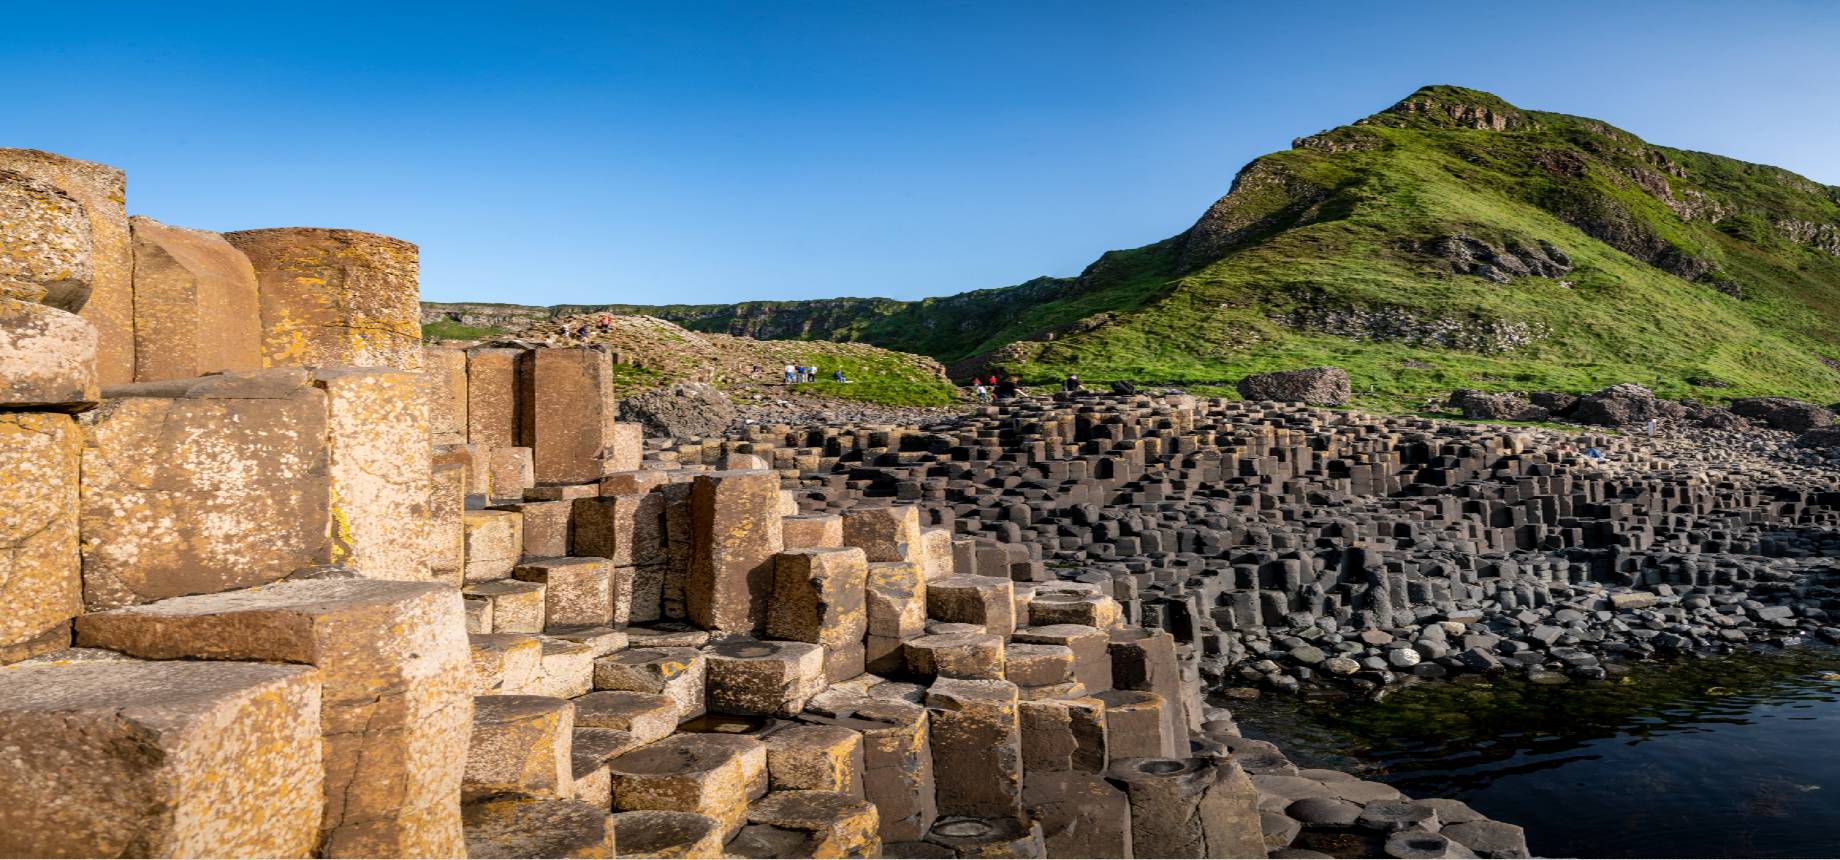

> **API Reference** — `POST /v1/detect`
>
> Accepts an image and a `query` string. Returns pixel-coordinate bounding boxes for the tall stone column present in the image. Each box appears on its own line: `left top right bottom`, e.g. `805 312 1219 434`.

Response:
687 470 784 633
128 217 263 381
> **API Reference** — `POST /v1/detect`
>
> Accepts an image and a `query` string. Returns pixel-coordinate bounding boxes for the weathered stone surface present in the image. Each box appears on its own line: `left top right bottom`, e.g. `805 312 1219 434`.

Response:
843 504 922 563
0 298 98 410
428 463 466 584
466 347 522 447
128 217 262 382
575 690 679 744
315 368 432 581
0 150 133 384
926 677 1023 820
688 470 784 633
608 733 760 838
610 810 726 859
489 445 536 500
1237 366 1351 406
419 345 469 446
765 724 865 795
829 699 937 842
519 348 626 484
769 547 869 651
743 790 881 859
1106 757 1263 859
0 659 323 858
465 694 575 800
463 509 523 582
594 646 707 721
74 578 473 858
516 556 614 627
1022 771 1130 859
78 370 331 609
225 227 422 371
463 796 616 859
704 638 826 717
0 412 81 654
0 166 92 309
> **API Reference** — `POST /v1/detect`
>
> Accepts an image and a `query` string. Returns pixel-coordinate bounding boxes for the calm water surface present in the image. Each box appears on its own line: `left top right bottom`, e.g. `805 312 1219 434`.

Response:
1227 648 1840 858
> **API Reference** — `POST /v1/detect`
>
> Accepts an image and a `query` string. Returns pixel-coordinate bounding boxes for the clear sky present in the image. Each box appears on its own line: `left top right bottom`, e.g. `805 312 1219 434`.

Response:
4 1 1836 305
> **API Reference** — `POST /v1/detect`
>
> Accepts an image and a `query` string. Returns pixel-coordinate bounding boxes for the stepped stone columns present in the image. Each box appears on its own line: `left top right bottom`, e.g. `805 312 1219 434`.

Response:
0 659 325 858
224 227 422 371
1107 627 1189 758
0 149 134 384
127 216 262 382
687 470 784 633
75 578 474 859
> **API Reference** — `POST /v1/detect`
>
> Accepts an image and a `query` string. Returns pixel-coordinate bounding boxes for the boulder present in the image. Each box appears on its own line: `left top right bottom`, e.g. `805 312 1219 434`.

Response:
619 382 738 440
1729 397 1834 432
1237 367 1351 406
1570 383 1660 427
1793 427 1840 449
1526 391 1579 416
1447 390 1549 422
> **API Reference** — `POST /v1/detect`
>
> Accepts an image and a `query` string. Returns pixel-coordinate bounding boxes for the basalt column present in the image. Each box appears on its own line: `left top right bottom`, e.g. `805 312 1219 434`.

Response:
687 470 784 633
225 227 423 371
127 217 262 381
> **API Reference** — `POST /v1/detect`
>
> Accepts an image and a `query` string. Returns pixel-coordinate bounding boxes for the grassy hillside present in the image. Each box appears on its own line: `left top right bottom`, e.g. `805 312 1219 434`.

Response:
425 85 1840 408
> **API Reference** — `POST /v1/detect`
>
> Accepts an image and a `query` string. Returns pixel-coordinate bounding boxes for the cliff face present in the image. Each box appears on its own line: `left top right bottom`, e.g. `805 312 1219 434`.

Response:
427 84 1840 405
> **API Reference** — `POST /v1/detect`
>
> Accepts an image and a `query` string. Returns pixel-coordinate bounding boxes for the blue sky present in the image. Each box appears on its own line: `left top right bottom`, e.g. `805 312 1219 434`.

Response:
3 1 1836 305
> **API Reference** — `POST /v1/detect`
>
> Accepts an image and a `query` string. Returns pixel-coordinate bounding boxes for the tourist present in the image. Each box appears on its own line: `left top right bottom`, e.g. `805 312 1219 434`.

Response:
1062 374 1082 393
833 369 850 383
783 363 796 383
995 376 1020 399
974 381 989 401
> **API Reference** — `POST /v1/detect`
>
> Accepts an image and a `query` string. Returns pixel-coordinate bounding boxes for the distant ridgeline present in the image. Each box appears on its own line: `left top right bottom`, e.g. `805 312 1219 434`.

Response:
424 85 1840 405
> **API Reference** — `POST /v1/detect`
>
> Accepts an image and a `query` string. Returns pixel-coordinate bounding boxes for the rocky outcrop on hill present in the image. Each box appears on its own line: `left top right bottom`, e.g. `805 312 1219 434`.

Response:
1729 397 1835 433
617 382 737 440
1449 390 1549 422
1237 366 1351 406
1416 234 1572 282
1571 383 1669 427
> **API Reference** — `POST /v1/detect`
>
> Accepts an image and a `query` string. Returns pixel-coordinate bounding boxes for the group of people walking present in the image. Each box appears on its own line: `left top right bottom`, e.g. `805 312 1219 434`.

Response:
971 373 1085 401
783 364 849 384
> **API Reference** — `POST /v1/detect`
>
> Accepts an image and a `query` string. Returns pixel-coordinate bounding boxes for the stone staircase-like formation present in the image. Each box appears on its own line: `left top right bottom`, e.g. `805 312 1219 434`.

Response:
2 148 1324 859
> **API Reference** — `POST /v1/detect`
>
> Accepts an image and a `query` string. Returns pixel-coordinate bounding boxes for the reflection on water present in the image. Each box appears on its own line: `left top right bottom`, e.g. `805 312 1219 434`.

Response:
1227 648 1840 858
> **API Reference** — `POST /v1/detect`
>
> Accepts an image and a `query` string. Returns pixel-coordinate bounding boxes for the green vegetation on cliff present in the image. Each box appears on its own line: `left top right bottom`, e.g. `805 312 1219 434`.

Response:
425 85 1840 407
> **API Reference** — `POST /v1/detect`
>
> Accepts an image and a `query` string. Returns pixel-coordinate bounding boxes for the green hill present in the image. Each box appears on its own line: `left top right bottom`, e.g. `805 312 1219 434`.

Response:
425 85 1840 408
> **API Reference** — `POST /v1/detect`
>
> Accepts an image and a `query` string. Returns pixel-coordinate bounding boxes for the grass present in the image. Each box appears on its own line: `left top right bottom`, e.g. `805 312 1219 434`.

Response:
422 320 509 341
780 348 960 407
